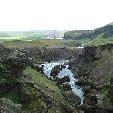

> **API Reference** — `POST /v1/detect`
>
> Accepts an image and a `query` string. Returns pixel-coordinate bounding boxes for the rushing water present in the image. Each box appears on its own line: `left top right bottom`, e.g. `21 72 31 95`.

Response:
42 60 84 104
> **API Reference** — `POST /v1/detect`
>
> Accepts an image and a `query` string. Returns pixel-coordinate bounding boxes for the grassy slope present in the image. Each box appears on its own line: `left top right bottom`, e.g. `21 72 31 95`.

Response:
1 39 80 48
23 67 62 100
22 67 80 113
78 32 113 46
1 64 73 113
64 23 113 46
79 37 113 46
22 67 62 113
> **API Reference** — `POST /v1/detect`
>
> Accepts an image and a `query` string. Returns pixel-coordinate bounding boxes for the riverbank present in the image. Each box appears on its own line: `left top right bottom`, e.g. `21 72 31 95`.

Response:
67 44 113 112
0 43 113 113
0 45 84 113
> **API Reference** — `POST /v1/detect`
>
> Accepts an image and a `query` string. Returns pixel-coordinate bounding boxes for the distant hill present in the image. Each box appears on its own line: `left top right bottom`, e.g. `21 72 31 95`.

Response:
64 23 113 40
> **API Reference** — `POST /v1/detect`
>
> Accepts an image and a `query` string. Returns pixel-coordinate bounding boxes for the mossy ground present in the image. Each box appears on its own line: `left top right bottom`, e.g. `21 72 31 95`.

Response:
22 67 78 113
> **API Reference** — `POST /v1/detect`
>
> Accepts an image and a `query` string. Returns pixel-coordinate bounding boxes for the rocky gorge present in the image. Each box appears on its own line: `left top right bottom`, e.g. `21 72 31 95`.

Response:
68 44 113 113
0 43 113 113
27 44 113 113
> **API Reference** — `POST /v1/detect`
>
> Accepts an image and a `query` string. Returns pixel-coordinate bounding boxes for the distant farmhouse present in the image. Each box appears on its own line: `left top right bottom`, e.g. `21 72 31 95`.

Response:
45 31 64 39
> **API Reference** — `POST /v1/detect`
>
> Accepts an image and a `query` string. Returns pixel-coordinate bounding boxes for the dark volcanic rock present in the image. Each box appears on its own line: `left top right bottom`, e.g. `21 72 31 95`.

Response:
83 94 98 106
94 53 102 60
50 65 62 78
56 76 70 85
82 86 91 94
31 64 44 73
75 77 97 89
50 64 66 78
80 105 111 113
3 49 30 78
26 46 75 61
63 83 71 91
63 91 81 105
109 77 113 103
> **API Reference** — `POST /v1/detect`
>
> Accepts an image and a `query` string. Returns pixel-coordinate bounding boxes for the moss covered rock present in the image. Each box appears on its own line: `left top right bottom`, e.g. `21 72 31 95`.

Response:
0 98 22 113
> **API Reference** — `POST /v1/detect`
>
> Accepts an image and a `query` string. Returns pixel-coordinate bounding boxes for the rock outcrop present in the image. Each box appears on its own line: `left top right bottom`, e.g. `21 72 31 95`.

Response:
0 98 22 113
68 44 113 113
109 77 113 103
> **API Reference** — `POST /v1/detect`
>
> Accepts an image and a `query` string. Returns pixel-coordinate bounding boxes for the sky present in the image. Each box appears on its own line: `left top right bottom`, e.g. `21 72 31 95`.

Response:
0 0 113 31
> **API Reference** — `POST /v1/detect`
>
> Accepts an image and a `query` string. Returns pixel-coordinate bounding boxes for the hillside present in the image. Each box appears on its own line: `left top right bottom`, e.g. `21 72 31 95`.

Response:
1 41 113 113
64 23 113 44
0 46 82 113
68 44 113 111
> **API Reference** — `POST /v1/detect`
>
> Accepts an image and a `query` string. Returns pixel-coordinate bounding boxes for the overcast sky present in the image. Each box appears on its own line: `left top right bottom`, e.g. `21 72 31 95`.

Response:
0 0 113 31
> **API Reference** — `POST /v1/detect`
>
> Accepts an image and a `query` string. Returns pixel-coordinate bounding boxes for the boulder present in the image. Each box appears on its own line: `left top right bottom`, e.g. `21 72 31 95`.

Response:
50 65 61 78
34 64 44 73
83 94 98 105
50 64 66 78
94 54 102 60
82 86 91 94
75 79 88 86
63 83 71 91
56 76 70 85
0 98 22 113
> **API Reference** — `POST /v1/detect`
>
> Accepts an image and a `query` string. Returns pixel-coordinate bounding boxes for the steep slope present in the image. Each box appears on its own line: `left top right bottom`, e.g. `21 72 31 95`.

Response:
0 46 82 113
69 44 113 85
68 44 113 110
64 23 113 41
64 30 92 40
23 67 81 113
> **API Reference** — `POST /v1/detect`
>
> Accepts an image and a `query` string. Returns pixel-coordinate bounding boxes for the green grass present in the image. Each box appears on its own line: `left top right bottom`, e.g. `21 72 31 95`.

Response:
0 30 65 42
23 67 81 113
79 37 113 46
1 39 80 48
99 83 111 107
23 67 62 99
3 34 113 48
0 32 42 40
23 67 65 113
23 67 60 91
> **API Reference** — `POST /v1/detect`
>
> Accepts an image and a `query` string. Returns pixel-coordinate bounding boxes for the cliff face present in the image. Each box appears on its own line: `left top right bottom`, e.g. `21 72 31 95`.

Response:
68 44 113 111
25 47 76 62
0 46 82 113
64 30 92 40
0 45 11 60
69 44 113 85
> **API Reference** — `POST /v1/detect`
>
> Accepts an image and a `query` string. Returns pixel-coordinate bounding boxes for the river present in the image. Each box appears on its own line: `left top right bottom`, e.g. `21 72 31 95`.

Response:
42 60 84 104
